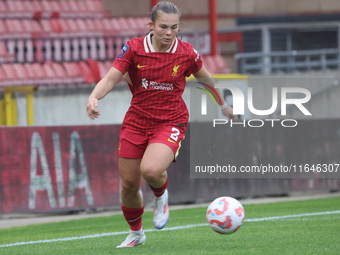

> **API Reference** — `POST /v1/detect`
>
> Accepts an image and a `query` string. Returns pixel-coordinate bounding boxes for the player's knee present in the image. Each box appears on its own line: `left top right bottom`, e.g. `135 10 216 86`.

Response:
120 180 140 196
140 164 163 183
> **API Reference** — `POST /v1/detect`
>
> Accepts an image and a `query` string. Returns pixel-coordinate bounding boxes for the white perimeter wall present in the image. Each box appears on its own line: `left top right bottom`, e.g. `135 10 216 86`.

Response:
13 71 340 126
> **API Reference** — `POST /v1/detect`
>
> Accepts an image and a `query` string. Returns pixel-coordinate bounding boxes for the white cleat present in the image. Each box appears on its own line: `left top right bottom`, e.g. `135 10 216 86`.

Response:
116 228 146 248
153 189 169 229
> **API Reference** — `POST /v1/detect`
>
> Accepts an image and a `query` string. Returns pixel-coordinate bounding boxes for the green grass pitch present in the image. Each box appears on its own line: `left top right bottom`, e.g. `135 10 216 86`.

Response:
0 196 339 255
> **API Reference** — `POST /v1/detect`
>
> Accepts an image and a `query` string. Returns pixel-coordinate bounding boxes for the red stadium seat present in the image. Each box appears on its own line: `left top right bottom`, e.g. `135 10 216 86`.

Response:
0 42 15 64
97 61 108 79
214 55 232 73
56 19 73 61
59 19 76 35
125 17 148 35
6 0 62 19
58 1 73 18
83 19 99 35
21 20 42 62
50 19 63 34
4 20 29 63
86 59 101 83
39 19 53 37
47 19 64 61
50 62 70 85
110 18 124 35
30 0 44 19
83 19 104 59
6 1 27 19
0 66 7 88
20 0 42 19
21 20 42 38
1 64 21 86
57 19 81 61
39 20 54 61
68 0 86 18
117 18 130 31
116 18 135 36
73 0 87 12
96 18 117 60
5 20 29 38
74 19 88 35
136 17 150 34
21 1 35 13
12 63 33 85
78 61 96 84
84 1 106 13
139 17 151 26
100 19 117 36
87 19 106 60
23 63 43 86
64 0 79 14
26 63 49 86
72 20 90 60
0 1 229 89
105 61 113 70
202 55 218 74
0 20 7 35
68 20 82 61
61 62 85 85
42 62 60 86
0 1 9 19
202 55 232 74
41 0 62 17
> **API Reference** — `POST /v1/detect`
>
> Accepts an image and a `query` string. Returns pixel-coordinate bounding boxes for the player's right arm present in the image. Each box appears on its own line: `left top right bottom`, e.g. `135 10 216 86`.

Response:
87 67 124 119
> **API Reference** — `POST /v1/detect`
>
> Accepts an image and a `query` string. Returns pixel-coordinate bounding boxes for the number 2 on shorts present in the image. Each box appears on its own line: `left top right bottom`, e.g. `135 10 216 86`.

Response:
170 127 180 142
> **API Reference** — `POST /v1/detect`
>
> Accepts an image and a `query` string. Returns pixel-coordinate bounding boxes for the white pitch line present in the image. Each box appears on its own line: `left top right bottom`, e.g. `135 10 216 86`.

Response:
1 210 340 248
245 210 340 222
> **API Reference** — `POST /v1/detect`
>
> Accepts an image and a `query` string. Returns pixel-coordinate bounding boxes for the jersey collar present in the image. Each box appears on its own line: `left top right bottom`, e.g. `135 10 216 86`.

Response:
144 32 178 53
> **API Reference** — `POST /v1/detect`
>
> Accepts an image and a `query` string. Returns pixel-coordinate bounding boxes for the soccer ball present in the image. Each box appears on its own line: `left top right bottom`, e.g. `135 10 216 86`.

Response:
206 196 245 234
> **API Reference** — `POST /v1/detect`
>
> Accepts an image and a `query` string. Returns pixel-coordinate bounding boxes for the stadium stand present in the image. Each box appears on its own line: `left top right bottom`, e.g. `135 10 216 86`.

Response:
0 41 14 63
3 0 110 19
23 63 46 86
0 64 5 87
0 0 231 89
2 64 21 86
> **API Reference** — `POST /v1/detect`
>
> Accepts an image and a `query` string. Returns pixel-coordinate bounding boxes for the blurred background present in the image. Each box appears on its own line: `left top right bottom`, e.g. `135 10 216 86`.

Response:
0 0 339 215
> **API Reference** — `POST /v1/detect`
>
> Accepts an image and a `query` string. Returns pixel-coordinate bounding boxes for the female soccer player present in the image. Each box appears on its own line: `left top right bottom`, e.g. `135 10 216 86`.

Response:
87 1 237 248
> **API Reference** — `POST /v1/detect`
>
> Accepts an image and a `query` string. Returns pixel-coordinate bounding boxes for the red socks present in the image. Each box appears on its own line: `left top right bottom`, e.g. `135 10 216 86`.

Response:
122 179 168 231
121 205 144 231
148 178 168 197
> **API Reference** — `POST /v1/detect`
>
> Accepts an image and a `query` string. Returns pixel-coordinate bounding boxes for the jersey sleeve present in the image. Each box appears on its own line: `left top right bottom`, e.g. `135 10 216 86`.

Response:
112 40 133 74
185 46 203 77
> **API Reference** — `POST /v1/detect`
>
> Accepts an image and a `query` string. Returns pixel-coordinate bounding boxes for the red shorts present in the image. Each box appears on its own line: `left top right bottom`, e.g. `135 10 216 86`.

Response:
118 125 186 161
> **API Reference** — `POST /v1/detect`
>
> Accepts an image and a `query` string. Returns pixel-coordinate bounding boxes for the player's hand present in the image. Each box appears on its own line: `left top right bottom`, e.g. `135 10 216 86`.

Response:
222 105 238 121
87 97 101 119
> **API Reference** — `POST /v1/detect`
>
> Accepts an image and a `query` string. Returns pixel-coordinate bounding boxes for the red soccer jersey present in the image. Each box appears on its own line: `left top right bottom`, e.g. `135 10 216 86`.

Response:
112 33 203 131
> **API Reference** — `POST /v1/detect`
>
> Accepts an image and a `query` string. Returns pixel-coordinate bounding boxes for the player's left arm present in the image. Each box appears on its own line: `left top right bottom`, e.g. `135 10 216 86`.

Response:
193 66 238 121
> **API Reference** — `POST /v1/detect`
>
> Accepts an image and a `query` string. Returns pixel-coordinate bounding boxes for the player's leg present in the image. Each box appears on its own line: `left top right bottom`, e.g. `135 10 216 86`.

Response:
116 127 148 248
140 125 185 190
117 157 146 248
140 142 173 188
119 157 143 209
140 142 173 229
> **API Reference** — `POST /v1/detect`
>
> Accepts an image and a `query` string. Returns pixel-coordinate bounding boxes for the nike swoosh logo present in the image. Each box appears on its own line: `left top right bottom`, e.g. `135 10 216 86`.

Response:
137 64 148 68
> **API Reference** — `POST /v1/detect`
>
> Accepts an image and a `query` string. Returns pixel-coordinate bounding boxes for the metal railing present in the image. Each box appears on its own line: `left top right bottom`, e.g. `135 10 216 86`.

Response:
235 48 340 74
217 21 340 74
